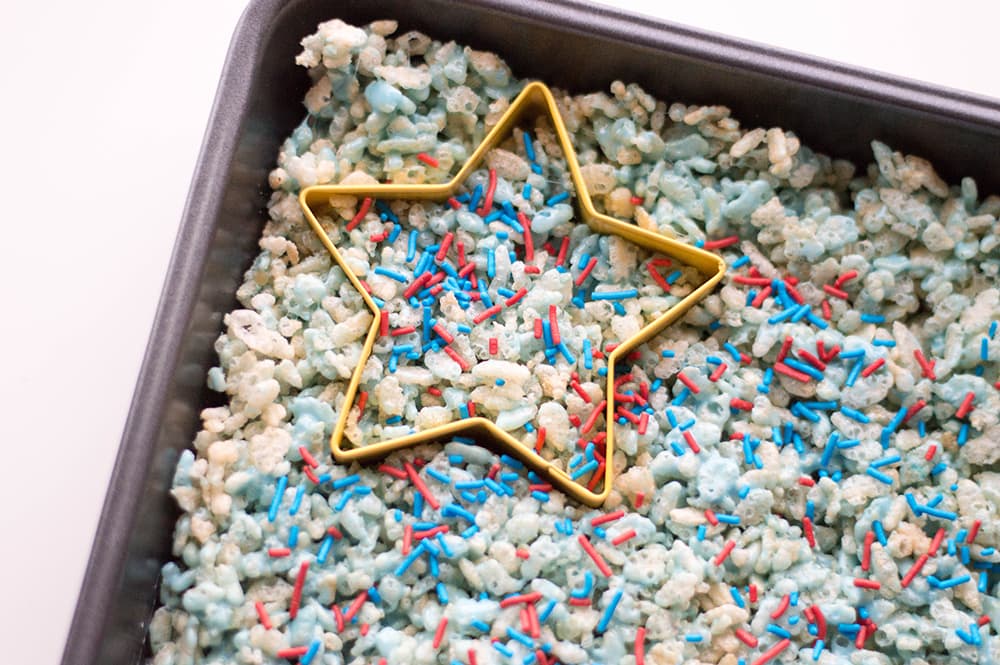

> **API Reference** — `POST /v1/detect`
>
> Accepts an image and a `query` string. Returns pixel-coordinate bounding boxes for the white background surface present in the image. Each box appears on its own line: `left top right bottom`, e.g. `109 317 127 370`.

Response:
0 0 997 660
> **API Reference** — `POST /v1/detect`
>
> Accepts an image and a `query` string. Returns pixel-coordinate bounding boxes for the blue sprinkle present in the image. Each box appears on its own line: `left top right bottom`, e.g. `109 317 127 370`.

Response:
332 474 360 490
300 639 321 665
672 387 691 406
268 476 288 522
592 289 638 301
539 599 557 622
938 574 971 589
872 338 896 347
716 513 741 525
784 358 824 380
316 534 334 564
812 640 825 661
845 359 864 387
287 525 299 548
685 634 703 643
374 266 408 283
472 619 491 632
546 191 570 206
730 586 745 608
436 582 449 604
461 525 480 538
872 453 901 468
723 343 741 361
839 348 866 359
532 491 550 502
289 484 306 515
493 643 514 658
860 313 886 324
767 624 791 639
597 588 624 632
790 591 799 606
661 349 676 358
958 423 970 446
406 230 418 262
866 468 894 485
426 468 451 484
732 255 750 268
872 520 887 545
671 442 686 456
840 406 869 423
523 131 536 161
696 524 706 540
739 485 751 499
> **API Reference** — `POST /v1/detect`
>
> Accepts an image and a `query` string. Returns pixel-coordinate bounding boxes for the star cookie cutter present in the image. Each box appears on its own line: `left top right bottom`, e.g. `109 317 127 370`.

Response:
299 81 726 507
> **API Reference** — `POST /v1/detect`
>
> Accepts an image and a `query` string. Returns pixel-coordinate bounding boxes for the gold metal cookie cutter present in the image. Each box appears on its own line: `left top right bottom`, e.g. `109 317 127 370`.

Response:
299 81 726 507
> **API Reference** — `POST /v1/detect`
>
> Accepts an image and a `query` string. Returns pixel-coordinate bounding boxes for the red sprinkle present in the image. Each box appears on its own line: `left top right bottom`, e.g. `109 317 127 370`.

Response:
520 213 535 261
378 463 407 479
443 346 470 371
683 430 701 453
855 625 869 649
612 529 637 546
289 561 309 619
709 363 728 382
630 195 644 205
798 476 815 487
834 270 858 287
254 600 272 629
500 591 542 607
978 615 990 627
703 235 739 250
713 540 736 566
581 401 606 434
402 524 412 555
901 553 929 587
774 362 810 382
416 152 439 167
515 548 531 560
332 604 345 632
478 168 497 216
634 491 645 508
771 594 790 619
968 520 982 544
776 336 794 362
391 325 417 337
751 286 772 308
432 323 454 344
914 349 937 380
751 638 790 665
647 263 672 291
730 397 753 411
854 578 880 590
277 647 309 658
903 399 927 423
575 256 598 286
821 299 832 320
956 391 976 419
556 237 570 266
578 535 613 576
405 461 441 510
360 622 370 636
929 527 946 555
634 627 646 665
549 305 561 345
299 446 319 468
344 589 368 621
268 547 291 558
677 372 700 394
473 304 503 324
505 288 527 307
704 509 719 526
432 617 448 649
924 443 937 461
735 628 758 647
797 349 827 371
749 584 758 603
823 284 849 299
802 516 816 548
862 531 875 571
810 605 827 639
534 427 546 453
356 390 368 414
346 197 373 231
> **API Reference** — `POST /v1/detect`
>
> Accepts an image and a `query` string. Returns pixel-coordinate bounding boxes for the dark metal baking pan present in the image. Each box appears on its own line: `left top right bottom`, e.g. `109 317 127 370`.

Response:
62 0 1000 663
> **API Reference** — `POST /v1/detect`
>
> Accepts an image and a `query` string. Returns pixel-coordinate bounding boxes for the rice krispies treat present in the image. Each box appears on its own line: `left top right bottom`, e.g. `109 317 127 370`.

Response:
151 17 1000 665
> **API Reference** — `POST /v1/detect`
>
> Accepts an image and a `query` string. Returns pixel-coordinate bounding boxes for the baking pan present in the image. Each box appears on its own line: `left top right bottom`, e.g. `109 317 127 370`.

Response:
62 1 1000 663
